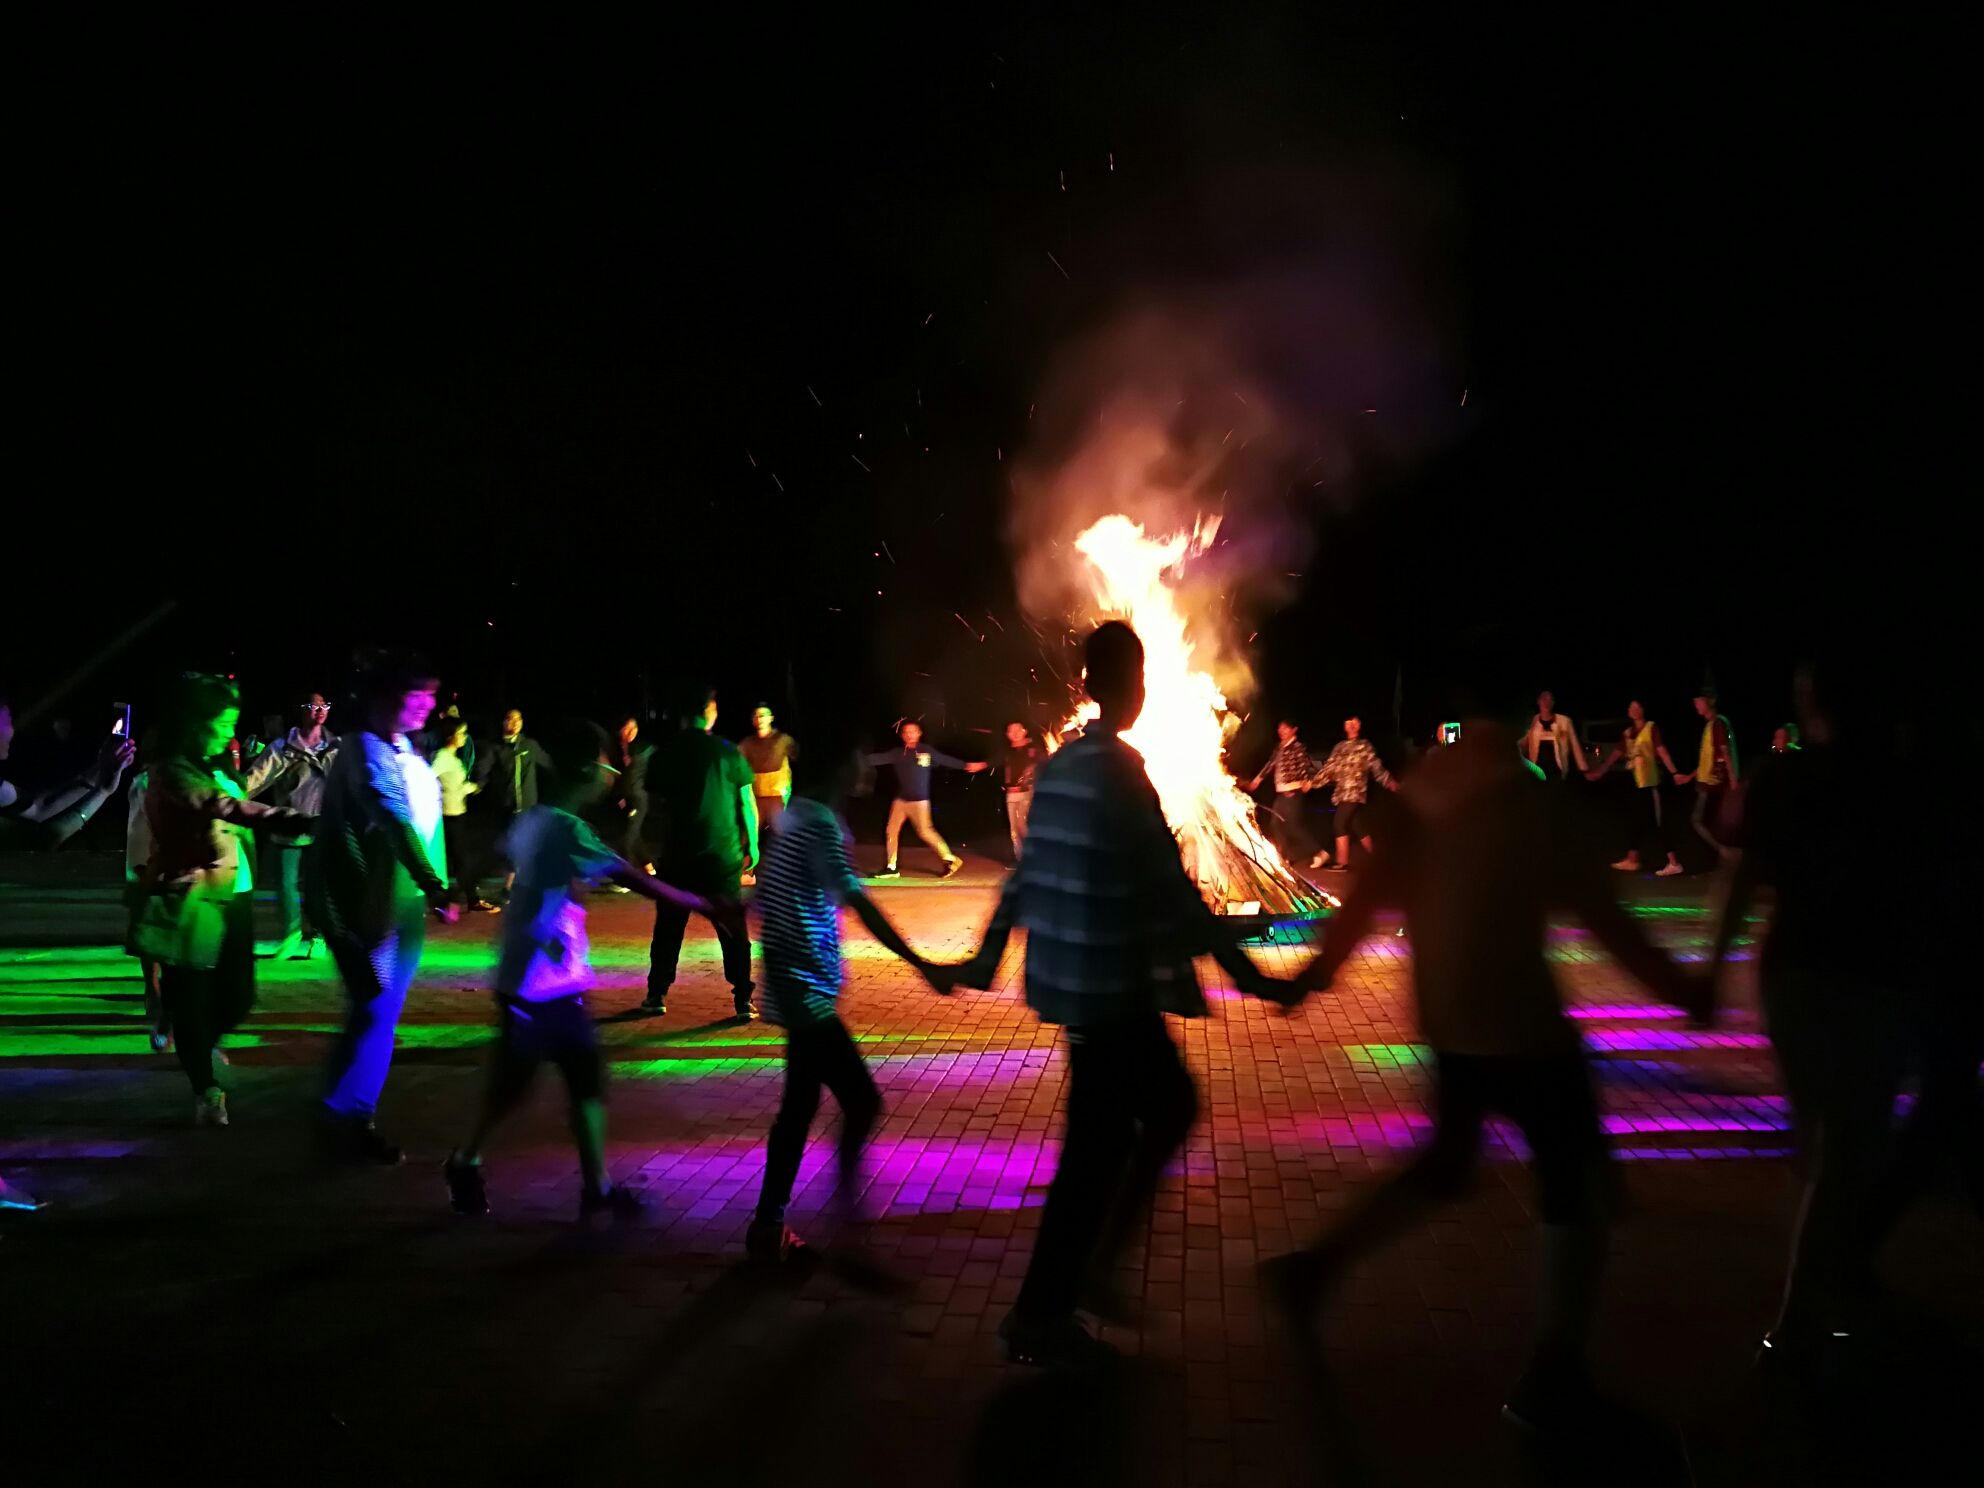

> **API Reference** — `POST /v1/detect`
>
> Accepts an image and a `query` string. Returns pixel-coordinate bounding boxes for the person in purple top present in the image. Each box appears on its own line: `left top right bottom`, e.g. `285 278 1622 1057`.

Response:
865 719 986 878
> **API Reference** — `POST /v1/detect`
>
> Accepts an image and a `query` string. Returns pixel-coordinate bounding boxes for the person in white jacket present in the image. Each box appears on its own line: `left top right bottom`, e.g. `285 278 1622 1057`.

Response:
1520 692 1588 780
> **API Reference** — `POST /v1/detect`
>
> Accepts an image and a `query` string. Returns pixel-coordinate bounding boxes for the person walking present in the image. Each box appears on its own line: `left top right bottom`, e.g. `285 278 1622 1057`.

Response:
866 720 986 878
1000 722 1044 860
130 673 313 1127
1318 715 1397 870
1675 690 1739 862
1247 719 1325 870
644 683 757 1019
244 691 339 959
1584 701 1687 876
942 623 1308 1364
311 654 457 1164
739 704 796 847
1262 711 1701 1438
444 722 714 1218
474 708 553 903
747 722 944 1263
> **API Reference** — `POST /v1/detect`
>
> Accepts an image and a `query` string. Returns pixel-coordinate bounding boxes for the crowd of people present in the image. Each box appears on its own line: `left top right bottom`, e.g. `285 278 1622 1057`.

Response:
1 634 1976 1447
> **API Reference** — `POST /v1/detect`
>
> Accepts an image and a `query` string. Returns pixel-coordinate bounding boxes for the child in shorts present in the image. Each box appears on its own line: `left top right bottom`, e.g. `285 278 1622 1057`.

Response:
444 721 714 1217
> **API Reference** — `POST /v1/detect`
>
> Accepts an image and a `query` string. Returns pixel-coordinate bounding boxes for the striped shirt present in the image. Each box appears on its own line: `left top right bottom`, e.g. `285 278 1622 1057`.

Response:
757 796 863 1027
976 723 1220 1026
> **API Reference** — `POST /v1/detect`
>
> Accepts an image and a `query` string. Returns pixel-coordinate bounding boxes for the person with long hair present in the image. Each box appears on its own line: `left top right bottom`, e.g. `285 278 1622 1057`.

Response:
130 673 313 1126
1585 701 1688 876
311 653 457 1163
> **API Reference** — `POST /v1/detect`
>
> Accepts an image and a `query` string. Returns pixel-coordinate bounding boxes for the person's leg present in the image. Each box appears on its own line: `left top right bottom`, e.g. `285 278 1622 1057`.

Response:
883 800 908 870
141 957 169 1047
323 903 421 1127
1494 1056 1613 1389
270 843 303 947
1089 1016 1199 1287
213 894 258 1049
1007 791 1031 859
909 801 958 867
755 1023 829 1225
813 1017 883 1200
542 998 613 1195
442 815 468 905
709 886 754 1010
462 1004 539 1158
163 963 218 1096
1689 782 1724 857
646 881 690 1009
1265 1051 1485 1322
1011 1024 1140 1327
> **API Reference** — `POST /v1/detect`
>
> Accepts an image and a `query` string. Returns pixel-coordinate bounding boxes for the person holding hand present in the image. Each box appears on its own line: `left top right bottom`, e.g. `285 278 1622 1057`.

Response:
937 623 1310 1366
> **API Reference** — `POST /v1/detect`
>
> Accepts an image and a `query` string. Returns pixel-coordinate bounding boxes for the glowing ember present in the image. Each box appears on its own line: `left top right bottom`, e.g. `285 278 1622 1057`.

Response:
1060 514 1327 917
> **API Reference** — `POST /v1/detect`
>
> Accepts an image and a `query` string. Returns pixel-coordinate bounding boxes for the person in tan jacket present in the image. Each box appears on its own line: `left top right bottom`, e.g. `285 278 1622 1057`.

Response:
133 673 313 1126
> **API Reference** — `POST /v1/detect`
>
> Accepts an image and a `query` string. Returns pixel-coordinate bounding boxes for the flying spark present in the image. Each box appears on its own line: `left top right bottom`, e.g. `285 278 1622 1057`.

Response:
1046 251 1071 280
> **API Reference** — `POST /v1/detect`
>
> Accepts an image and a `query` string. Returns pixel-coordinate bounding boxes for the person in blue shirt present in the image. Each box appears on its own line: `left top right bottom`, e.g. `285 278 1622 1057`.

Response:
865 719 986 878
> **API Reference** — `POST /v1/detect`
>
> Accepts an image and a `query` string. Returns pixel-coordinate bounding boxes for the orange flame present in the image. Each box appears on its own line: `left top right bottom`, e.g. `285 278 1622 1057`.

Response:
1061 514 1324 916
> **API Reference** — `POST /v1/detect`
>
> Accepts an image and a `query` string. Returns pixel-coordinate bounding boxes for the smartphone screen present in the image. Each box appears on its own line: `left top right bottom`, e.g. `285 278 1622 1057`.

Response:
111 703 131 738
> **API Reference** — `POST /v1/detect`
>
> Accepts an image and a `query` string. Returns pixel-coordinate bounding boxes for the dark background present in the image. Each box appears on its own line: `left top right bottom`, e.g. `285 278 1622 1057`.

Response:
3 7 1950 789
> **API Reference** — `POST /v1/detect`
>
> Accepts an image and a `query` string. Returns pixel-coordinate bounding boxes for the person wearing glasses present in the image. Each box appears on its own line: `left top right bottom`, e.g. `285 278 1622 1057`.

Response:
245 692 339 959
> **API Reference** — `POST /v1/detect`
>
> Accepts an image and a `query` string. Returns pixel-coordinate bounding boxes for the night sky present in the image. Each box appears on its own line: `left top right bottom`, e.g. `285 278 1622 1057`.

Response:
5 10 1940 762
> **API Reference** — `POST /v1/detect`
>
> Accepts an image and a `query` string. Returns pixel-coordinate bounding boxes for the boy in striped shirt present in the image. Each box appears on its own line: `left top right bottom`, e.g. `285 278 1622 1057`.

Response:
747 720 943 1263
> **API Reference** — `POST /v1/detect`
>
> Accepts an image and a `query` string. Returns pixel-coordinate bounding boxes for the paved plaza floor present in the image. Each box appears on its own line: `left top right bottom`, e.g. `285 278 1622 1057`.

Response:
2 850 1979 1486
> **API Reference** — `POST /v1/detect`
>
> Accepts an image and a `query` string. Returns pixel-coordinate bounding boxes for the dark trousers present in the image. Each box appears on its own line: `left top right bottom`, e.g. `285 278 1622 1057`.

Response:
647 863 752 998
161 892 257 1094
442 815 470 905
1014 1014 1200 1322
755 1016 882 1222
1761 967 1907 1323
1266 793 1320 865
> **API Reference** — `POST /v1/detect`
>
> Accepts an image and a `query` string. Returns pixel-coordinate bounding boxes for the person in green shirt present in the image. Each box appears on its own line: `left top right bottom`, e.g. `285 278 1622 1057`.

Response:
644 682 757 1019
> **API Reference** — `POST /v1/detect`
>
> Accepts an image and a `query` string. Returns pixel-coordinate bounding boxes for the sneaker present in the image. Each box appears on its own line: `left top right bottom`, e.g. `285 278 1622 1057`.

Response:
148 1028 172 1054
873 867 899 880
1609 857 1640 872
580 1184 644 1218
1654 862 1684 877
997 1310 1119 1367
352 1125 405 1166
444 1153 489 1215
640 994 667 1015
745 1217 815 1268
1309 853 1329 870
321 1116 405 1166
732 995 758 1022
0 1176 48 1212
940 858 963 879
471 899 501 914
194 1088 229 1127
289 936 320 960
1324 862 1350 873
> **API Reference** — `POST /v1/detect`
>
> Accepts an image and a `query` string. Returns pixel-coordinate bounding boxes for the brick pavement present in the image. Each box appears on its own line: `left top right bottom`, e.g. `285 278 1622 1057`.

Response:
2 851 1979 1486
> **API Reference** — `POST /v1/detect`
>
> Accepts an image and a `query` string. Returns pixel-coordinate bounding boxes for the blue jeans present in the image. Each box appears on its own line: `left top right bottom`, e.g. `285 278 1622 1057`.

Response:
272 843 305 940
323 900 427 1119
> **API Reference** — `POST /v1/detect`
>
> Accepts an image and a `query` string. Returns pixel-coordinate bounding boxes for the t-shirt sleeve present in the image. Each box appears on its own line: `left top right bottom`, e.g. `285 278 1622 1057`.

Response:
810 813 862 904
567 816 624 882
724 746 754 792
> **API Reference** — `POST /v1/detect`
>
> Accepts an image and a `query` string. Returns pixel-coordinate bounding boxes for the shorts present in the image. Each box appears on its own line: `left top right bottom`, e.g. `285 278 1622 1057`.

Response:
494 993 604 1102
1333 799 1367 839
1423 1051 1610 1223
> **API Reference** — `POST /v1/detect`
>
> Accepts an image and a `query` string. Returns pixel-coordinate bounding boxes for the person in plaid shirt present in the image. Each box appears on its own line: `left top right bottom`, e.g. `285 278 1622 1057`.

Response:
1247 719 1326 870
942 622 1313 1366
1320 715 1396 871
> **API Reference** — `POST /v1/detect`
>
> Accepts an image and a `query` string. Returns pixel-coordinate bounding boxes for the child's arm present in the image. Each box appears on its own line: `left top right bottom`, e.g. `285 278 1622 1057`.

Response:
847 889 926 969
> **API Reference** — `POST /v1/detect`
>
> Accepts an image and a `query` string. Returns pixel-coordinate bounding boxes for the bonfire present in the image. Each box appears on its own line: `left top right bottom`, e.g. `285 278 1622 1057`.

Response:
1059 514 1328 919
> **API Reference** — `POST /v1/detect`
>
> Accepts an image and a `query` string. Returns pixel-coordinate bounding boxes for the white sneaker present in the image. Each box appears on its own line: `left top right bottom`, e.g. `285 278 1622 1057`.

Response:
1309 854 1328 870
194 1089 229 1127
1654 862 1684 877
1609 858 1639 872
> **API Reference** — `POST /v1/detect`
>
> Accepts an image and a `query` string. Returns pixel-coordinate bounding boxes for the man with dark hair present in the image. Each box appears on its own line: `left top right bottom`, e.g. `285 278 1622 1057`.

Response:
1674 690 1739 862
866 719 986 878
739 703 797 845
1263 715 1701 1437
312 654 458 1164
943 621 1311 1365
474 708 553 903
245 690 339 959
1318 715 1397 870
644 684 757 1018
1247 719 1325 871
1001 721 1043 859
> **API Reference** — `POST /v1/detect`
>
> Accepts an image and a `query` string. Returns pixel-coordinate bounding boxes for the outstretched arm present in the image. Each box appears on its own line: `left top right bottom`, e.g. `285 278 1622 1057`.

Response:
605 860 711 916
849 889 927 967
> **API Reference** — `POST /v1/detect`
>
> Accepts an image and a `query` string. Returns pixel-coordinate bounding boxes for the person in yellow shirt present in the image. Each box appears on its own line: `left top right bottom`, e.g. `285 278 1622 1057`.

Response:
1673 690 1739 862
1585 701 1687 876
